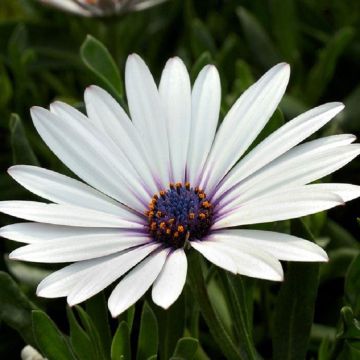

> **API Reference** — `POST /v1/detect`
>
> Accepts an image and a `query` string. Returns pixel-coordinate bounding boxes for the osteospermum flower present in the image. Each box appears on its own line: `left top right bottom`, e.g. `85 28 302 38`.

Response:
38 0 169 16
1 55 359 317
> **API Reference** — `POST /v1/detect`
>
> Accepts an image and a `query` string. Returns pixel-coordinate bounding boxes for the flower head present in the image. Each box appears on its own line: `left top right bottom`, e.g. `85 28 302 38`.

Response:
38 0 169 16
1 54 359 317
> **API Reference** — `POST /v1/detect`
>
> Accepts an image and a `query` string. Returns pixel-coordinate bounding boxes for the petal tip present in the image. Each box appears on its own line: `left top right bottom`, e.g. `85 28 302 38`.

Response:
8 250 20 260
108 305 120 318
30 106 44 117
152 297 170 310
36 287 46 298
67 297 79 307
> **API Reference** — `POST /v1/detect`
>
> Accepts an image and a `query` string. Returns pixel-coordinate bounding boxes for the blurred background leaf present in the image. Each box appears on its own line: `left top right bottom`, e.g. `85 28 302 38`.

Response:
0 0 359 358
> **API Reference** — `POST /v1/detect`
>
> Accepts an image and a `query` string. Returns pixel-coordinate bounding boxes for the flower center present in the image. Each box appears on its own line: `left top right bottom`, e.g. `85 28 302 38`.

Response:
146 182 213 248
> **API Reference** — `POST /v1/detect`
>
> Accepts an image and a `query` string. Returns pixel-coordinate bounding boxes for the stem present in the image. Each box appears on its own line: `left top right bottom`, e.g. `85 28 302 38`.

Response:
188 251 243 360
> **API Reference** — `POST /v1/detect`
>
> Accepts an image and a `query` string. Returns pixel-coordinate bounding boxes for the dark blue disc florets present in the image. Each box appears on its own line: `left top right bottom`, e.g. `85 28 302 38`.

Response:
146 182 213 248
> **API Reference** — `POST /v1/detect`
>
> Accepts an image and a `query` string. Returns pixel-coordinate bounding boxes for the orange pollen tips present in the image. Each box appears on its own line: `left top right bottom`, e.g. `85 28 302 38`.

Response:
146 182 213 248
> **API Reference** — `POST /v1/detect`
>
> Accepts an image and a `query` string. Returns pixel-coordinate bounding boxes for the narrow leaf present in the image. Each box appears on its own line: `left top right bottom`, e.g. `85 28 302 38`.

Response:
188 251 242 360
345 254 360 317
9 113 39 166
320 248 358 283
111 321 131 360
270 0 299 62
80 35 124 101
32 310 75 360
137 301 158 360
67 307 96 360
171 337 199 360
225 273 258 359
0 62 13 107
190 51 213 83
273 219 321 360
305 27 354 104
86 292 112 356
153 295 185 360
237 7 280 68
76 305 109 360
0 271 37 346
190 19 217 58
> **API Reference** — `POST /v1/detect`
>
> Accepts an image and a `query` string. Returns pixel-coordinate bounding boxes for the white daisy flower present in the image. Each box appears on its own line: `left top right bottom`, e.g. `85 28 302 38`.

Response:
1 55 359 317
38 0 169 17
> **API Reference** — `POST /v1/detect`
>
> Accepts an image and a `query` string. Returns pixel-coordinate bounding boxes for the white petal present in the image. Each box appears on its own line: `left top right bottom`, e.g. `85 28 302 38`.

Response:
151 248 187 309
9 231 150 263
214 102 345 201
37 255 113 298
187 65 221 185
50 101 152 206
84 86 159 194
31 105 148 213
0 201 141 228
108 248 169 317
8 165 141 223
159 58 191 183
67 243 160 305
200 63 290 194
190 241 237 273
218 138 359 212
0 223 134 243
131 0 169 11
40 0 91 15
305 183 360 203
201 239 284 281
213 187 344 229
125 54 170 188
212 229 328 262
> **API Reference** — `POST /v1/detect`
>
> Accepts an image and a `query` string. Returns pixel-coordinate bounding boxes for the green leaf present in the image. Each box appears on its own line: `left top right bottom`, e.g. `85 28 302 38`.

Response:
118 305 136 332
0 271 37 346
188 251 242 360
170 337 199 360
190 19 217 59
5 258 50 287
67 307 96 360
224 273 258 359
190 51 213 83
207 274 232 336
343 85 360 132
305 27 354 104
317 336 332 360
345 254 360 316
280 94 308 120
273 219 321 360
75 305 109 360
246 108 284 154
233 59 254 93
339 306 360 338
153 294 185 360
320 248 358 283
32 310 75 360
270 0 299 62
0 62 13 107
311 323 336 345
325 220 358 249
9 113 39 166
237 7 280 68
86 292 112 356
137 301 158 360
334 306 360 359
111 321 131 360
80 35 124 102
